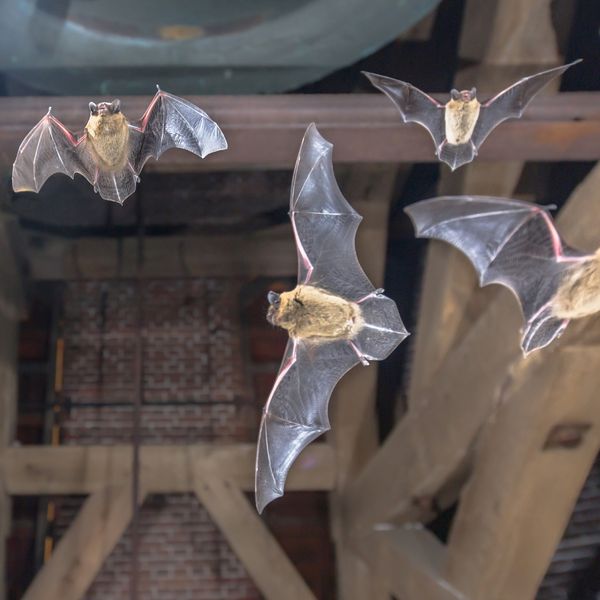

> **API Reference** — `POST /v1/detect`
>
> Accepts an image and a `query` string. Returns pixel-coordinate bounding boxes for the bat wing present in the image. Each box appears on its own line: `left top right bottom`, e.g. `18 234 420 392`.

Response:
405 196 585 354
363 71 445 153
12 110 94 194
255 338 359 512
472 60 582 148
291 123 374 299
256 124 408 511
130 89 227 174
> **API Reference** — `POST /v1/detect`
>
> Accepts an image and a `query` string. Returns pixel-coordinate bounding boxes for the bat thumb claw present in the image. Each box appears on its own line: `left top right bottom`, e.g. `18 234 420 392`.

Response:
156 83 161 92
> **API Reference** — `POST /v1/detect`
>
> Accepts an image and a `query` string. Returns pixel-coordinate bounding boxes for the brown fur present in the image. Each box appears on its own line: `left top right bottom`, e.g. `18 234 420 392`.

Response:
268 285 363 341
553 251 600 319
84 112 129 171
444 98 480 145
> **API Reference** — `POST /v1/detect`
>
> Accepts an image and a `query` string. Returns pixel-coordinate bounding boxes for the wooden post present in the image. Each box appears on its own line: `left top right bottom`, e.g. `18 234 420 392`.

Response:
0 216 25 600
328 165 398 599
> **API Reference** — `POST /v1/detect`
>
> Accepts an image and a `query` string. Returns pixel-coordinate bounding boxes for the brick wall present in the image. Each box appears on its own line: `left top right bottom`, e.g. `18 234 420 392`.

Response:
54 277 261 600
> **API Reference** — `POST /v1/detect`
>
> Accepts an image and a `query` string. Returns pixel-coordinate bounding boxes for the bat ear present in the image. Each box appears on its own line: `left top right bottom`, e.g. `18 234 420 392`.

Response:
450 89 460 100
470 87 477 98
267 291 281 307
89 102 98 115
111 99 121 114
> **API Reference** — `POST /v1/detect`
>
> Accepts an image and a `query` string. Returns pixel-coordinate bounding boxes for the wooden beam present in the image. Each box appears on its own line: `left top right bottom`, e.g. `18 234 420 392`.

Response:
352 528 465 600
407 0 563 410
193 471 315 600
343 162 600 535
27 228 296 281
328 165 398 600
22 483 143 600
2 443 335 495
0 215 25 600
0 94 598 172
445 347 600 599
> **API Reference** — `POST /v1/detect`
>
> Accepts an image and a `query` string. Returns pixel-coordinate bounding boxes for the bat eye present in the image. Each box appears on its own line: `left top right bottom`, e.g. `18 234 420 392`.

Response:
267 291 280 308
111 99 121 114
89 102 98 115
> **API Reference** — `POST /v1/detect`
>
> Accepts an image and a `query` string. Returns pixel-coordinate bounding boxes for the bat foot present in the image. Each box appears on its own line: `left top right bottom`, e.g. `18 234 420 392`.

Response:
348 340 370 366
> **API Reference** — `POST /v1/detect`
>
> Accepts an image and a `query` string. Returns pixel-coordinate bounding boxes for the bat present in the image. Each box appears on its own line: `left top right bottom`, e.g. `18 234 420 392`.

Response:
404 195 600 355
12 88 227 204
363 60 581 170
255 123 408 512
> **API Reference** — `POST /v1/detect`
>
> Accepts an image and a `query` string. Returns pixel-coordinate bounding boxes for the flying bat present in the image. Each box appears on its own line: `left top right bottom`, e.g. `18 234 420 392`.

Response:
405 195 600 355
255 123 408 512
364 60 581 170
12 88 227 204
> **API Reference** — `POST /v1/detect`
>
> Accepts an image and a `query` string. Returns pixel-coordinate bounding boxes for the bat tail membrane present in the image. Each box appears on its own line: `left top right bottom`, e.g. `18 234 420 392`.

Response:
521 305 569 355
352 293 409 361
94 167 138 204
438 141 476 171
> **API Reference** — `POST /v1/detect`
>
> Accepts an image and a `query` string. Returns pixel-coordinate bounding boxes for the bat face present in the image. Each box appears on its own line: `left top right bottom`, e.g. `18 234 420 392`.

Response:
267 285 363 341
553 251 600 319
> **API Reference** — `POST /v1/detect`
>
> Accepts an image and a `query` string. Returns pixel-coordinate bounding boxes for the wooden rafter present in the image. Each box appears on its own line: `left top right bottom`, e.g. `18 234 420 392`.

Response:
444 347 600 599
343 162 600 536
193 470 315 600
22 482 143 600
2 443 335 495
0 94 598 173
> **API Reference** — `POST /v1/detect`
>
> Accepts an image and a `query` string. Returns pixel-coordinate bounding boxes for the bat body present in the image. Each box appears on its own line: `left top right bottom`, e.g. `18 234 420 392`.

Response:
405 196 596 355
12 89 227 204
364 60 581 170
256 124 408 512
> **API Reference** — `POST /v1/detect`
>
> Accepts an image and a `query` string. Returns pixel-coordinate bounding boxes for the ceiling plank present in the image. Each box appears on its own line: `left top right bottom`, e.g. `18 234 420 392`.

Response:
193 473 315 600
343 162 600 536
0 94 598 172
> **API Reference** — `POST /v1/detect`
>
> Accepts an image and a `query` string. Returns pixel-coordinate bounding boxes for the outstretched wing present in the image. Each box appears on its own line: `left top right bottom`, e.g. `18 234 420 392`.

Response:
472 60 581 148
130 88 227 173
363 71 445 153
255 338 359 513
256 125 409 512
405 196 585 354
290 123 374 300
12 111 94 193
